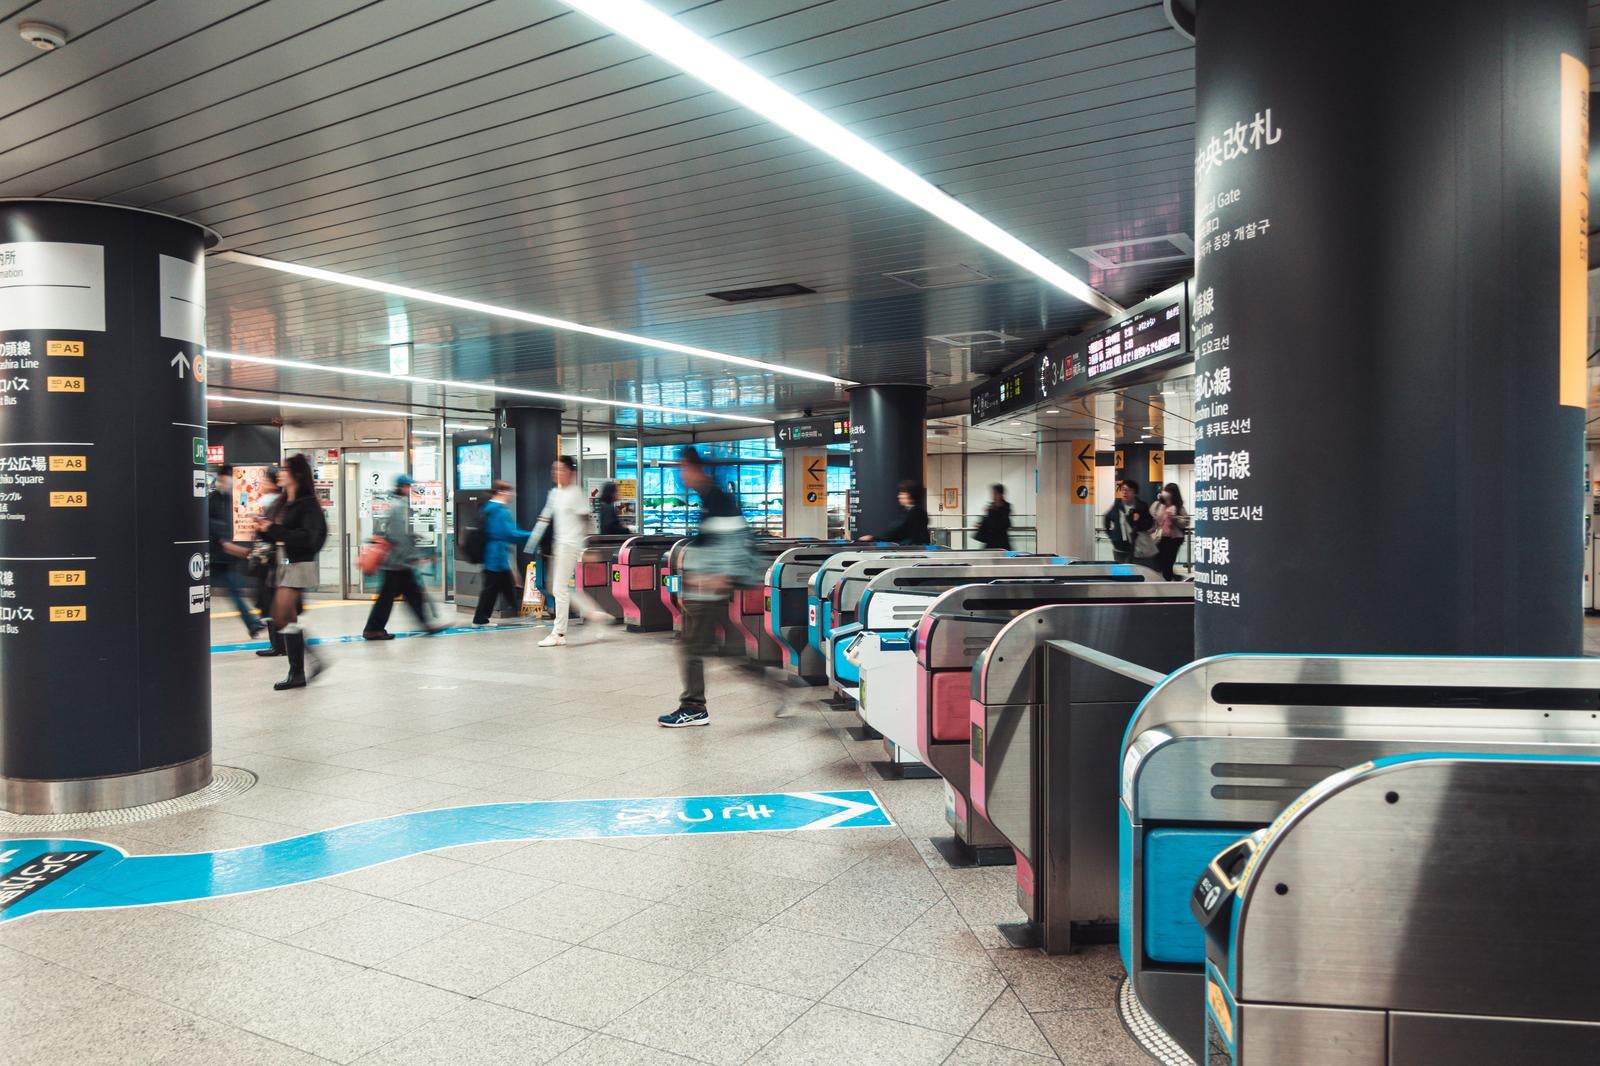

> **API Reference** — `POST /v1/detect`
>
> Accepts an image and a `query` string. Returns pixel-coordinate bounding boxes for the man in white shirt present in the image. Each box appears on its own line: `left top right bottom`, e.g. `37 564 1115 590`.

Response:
535 455 609 646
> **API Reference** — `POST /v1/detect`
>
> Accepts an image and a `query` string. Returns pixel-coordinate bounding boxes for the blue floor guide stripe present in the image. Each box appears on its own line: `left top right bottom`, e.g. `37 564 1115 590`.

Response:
0 790 892 923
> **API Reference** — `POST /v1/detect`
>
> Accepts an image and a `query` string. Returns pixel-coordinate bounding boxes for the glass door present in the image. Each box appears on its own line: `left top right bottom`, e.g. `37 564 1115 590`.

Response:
342 450 409 597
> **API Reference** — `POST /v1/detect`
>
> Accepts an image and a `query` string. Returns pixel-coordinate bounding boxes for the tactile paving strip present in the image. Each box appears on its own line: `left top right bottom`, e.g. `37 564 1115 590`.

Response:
1119 977 1197 1065
0 766 257 834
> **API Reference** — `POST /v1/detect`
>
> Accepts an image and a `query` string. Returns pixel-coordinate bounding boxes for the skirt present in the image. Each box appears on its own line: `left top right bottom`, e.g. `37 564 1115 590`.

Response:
278 560 320 590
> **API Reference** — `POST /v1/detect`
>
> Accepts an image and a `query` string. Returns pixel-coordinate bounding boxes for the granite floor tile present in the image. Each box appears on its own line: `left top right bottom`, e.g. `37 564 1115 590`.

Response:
354 998 585 1065
378 920 567 996
1032 1008 1149 1065
584 901 759 969
487 881 652 943
943 1039 1061 1065
990 947 1124 1013
684 866 821 921
548 1034 706 1066
886 899 994 967
745 1002 960 1066
395 864 555 919
824 947 1007 1036
603 973 810 1066
697 923 877 999
485 945 682 1029
239 965 468 1064
966 989 1059 1058
284 898 466 967
770 883 934 946
172 880 372 939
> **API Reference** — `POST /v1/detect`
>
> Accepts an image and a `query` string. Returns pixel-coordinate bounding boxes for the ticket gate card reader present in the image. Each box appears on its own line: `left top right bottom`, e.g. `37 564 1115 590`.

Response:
609 535 679 631
568 535 634 622
1195 753 1600 1065
658 538 691 632
1120 655 1600 1061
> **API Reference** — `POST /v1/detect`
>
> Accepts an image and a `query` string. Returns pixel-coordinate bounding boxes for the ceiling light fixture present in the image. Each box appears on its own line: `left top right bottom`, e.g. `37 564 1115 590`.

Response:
208 393 421 418
559 0 1122 318
207 350 774 425
216 251 852 387
1045 408 1060 414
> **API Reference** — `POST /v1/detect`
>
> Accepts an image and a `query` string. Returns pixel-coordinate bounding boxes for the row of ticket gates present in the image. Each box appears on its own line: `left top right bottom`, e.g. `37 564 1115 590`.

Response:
565 534 1600 1065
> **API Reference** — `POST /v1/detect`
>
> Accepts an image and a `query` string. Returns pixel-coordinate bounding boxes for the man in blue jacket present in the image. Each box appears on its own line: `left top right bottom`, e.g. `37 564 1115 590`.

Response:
472 479 533 626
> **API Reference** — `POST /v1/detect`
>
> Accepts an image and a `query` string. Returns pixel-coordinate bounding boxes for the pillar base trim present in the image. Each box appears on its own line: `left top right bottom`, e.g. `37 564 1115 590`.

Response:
1 753 212 816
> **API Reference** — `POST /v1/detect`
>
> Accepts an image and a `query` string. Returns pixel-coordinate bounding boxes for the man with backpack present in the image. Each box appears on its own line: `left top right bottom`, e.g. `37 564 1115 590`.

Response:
470 480 533 627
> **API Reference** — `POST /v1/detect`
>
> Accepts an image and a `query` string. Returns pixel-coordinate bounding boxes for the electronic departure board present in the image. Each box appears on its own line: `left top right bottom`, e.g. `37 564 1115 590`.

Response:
1085 298 1185 382
969 360 1039 425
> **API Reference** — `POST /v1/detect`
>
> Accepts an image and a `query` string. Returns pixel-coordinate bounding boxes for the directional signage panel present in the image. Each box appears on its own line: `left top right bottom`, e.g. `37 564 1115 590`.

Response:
802 454 826 506
1071 439 1095 505
774 415 849 449
969 355 1039 426
0 790 893 923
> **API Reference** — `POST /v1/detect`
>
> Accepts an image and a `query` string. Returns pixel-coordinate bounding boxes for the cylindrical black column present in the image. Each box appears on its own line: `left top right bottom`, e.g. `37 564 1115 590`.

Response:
1114 444 1157 500
848 384 926 537
0 199 217 812
1190 0 1586 658
503 406 561 531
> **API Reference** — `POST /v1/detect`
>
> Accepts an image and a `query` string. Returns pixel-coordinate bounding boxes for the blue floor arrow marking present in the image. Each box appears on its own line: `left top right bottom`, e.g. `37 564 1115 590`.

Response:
0 790 892 923
211 623 529 654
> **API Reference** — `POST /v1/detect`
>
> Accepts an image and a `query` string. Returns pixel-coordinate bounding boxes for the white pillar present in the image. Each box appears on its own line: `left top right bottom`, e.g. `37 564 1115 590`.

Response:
1036 433 1096 558
782 449 829 538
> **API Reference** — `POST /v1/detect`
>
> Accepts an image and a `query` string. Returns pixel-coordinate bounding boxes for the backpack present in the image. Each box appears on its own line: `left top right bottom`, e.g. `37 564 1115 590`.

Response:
460 524 486 565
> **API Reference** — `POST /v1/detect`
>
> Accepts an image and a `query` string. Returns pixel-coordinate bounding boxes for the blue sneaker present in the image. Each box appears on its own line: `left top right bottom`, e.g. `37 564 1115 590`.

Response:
658 707 710 728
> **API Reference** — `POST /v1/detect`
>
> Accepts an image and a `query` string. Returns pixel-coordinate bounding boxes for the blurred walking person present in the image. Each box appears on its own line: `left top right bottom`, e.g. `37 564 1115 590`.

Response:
254 454 329 690
661 447 753 727
974 483 1012 550
534 456 609 647
1151 482 1189 580
208 466 264 639
858 480 930 545
363 474 447 639
596 481 630 536
471 480 532 627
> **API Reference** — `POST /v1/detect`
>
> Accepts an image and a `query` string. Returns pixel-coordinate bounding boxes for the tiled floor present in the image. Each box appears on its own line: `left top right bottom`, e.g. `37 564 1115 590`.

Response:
5 605 1153 1065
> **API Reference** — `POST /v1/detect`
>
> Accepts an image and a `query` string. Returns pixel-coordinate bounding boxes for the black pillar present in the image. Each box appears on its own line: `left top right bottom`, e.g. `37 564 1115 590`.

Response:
848 384 926 537
503 406 561 532
0 199 216 813
1190 0 1586 658
1114 444 1158 501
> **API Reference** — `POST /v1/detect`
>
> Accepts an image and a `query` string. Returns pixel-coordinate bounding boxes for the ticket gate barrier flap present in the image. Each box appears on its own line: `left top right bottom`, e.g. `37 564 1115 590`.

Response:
969 605 1193 949
574 535 637 622
725 539 821 661
1120 655 1600 1062
1197 752 1600 1065
657 538 691 632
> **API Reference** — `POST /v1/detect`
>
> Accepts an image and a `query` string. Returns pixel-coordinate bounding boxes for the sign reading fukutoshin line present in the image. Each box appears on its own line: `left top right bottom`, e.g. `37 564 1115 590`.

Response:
0 790 893 923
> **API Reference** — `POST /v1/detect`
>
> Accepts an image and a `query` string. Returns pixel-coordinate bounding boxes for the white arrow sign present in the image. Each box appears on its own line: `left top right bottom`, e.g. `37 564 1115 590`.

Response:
170 351 190 379
790 791 883 831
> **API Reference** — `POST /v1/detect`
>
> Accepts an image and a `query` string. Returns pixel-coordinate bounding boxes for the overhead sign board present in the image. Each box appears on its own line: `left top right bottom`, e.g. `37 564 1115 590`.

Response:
970 360 1039 426
774 415 850 449
1085 297 1186 383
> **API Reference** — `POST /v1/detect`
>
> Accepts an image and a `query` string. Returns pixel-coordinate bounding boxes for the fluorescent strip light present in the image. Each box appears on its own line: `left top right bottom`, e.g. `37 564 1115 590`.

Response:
208 350 774 426
209 393 421 418
216 251 852 387
560 0 1122 318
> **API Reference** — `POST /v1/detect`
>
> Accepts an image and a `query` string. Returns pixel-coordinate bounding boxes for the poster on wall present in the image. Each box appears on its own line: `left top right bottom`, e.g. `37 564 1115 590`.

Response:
231 464 273 540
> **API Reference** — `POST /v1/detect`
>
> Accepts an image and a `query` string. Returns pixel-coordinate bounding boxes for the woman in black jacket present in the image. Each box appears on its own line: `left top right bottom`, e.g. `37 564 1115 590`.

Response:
253 454 328 690
859 480 930 545
975 484 1012 550
596 481 630 536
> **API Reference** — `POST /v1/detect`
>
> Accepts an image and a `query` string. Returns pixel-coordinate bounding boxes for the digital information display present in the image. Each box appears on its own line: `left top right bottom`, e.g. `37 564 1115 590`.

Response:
455 442 493 490
969 283 1190 423
969 363 1038 426
774 415 850 449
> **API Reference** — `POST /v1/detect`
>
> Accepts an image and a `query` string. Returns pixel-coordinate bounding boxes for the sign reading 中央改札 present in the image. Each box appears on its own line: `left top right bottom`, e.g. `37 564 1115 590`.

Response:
0 790 892 924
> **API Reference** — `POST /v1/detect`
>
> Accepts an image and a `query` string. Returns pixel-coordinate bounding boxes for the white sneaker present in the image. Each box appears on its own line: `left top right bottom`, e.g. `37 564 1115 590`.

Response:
539 633 565 647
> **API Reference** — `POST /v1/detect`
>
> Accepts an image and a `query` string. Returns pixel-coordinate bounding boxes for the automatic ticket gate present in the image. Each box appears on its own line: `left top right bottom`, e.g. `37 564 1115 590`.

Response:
763 542 906 677
1121 656 1600 1061
849 565 1154 780
606 535 678 631
1195 753 1600 1065
657 538 691 632
722 539 821 660
808 549 1000 668
572 535 636 621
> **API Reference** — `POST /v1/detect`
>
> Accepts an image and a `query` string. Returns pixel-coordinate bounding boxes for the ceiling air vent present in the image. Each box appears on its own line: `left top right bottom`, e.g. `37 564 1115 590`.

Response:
706 282 816 303
884 263 992 290
1071 234 1194 270
925 330 1019 347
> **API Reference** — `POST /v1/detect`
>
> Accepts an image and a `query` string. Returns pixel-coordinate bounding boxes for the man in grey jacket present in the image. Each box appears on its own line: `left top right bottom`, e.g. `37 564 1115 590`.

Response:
363 475 446 639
